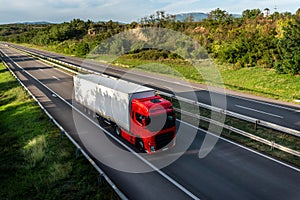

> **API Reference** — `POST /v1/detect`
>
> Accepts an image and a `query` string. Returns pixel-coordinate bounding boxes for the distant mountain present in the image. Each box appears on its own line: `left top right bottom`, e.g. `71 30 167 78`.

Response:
175 12 241 22
12 21 53 25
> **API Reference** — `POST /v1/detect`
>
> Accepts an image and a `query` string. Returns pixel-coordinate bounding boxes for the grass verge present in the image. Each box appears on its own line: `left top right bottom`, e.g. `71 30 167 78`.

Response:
0 62 119 200
113 57 300 103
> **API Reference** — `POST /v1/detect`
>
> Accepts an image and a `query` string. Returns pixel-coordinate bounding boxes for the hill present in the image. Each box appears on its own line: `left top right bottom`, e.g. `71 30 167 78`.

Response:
12 21 53 25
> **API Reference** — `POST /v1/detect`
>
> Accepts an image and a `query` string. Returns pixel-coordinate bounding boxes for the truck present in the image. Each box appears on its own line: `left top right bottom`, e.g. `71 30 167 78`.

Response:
74 74 176 153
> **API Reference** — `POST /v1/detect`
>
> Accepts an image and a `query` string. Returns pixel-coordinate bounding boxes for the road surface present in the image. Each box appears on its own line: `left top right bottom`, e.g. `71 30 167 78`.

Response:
1 45 300 200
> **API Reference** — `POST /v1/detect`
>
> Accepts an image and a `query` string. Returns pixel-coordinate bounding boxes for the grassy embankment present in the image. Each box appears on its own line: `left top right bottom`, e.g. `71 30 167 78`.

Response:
0 62 119 199
113 56 300 103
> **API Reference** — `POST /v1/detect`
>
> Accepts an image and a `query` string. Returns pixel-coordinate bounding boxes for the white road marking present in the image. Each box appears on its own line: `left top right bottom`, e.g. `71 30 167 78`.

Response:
231 95 297 112
235 104 283 119
179 120 300 173
52 75 60 80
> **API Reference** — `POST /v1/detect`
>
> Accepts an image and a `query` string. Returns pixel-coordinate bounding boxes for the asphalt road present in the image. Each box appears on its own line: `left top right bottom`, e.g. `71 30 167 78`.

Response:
1 45 300 200
5 43 300 132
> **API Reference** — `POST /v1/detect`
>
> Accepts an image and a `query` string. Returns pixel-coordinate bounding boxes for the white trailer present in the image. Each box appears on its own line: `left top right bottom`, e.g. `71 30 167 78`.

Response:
74 74 155 131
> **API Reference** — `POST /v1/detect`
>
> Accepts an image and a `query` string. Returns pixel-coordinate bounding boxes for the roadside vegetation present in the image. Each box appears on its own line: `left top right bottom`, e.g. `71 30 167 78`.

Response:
1 8 299 103
111 56 300 102
0 62 119 199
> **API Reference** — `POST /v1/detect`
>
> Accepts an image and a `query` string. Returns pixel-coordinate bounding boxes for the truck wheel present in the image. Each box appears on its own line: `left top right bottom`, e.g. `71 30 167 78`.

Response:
97 115 105 126
115 126 121 137
136 139 145 152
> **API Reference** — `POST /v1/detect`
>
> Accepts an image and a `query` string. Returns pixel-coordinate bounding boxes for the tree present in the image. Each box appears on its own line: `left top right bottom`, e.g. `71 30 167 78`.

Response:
242 9 261 20
75 41 90 57
275 9 300 74
208 8 229 23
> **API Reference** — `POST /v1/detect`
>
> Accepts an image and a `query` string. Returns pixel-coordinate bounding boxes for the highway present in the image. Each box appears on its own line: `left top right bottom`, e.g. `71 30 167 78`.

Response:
1 45 300 200
5 43 300 132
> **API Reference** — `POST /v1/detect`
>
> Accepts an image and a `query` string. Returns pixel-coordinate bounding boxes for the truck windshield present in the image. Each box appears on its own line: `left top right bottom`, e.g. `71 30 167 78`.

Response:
146 111 175 132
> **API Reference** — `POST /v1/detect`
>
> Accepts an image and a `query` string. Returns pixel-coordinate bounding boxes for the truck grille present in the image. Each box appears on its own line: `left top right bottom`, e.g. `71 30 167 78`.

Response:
155 131 174 150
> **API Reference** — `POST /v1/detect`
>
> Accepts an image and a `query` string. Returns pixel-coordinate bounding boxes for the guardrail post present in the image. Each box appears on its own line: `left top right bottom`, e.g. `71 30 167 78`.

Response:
193 101 197 114
228 126 232 135
271 141 274 150
255 120 260 130
171 95 175 103
60 130 65 140
76 147 81 159
98 173 104 185
40 107 45 115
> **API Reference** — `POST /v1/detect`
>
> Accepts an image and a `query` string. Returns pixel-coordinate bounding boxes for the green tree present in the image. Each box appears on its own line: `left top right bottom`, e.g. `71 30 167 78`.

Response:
75 41 90 57
275 9 300 74
242 9 261 20
208 8 229 23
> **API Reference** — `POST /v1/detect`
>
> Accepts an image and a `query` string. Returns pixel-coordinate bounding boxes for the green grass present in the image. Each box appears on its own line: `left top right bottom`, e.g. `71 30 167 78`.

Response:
112 56 300 103
0 63 119 200
219 65 300 102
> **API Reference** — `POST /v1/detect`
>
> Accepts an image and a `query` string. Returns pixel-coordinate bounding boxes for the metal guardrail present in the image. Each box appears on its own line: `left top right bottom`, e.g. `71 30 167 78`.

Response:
10 44 300 139
0 50 128 200
6 44 300 157
159 91 300 138
175 108 300 157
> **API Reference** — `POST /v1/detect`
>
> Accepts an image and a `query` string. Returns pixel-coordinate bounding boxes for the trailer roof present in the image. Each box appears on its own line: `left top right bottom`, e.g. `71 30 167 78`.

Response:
76 74 154 94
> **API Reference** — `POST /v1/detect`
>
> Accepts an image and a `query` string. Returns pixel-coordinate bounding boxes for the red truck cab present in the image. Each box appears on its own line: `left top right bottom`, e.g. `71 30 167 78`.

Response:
120 95 176 153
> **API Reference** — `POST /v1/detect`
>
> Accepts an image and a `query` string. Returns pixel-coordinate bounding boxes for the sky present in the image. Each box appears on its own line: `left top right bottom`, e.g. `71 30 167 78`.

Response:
0 0 299 24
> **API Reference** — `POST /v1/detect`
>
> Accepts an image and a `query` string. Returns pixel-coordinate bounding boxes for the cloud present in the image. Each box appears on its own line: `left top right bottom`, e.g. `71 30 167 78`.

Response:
0 0 299 24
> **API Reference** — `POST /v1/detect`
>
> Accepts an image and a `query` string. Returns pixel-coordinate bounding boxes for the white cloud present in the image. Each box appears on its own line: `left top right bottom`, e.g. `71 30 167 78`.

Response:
0 0 298 24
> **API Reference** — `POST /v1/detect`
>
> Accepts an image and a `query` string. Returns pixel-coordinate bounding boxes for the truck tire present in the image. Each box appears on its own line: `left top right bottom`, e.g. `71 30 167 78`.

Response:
96 115 105 126
115 126 121 137
136 138 145 152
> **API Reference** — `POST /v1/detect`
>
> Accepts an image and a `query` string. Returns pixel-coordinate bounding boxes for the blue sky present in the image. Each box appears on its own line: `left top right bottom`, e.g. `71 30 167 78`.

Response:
0 0 299 24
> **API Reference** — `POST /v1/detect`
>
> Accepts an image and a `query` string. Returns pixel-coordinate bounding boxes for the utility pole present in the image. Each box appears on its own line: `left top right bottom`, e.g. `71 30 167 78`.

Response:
273 0 277 12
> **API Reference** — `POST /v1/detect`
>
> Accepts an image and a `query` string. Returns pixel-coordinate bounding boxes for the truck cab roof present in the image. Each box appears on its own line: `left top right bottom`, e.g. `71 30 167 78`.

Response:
133 96 173 115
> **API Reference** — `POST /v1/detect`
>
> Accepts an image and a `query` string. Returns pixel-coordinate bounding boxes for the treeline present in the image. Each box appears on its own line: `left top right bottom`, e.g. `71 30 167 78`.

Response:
138 8 300 74
0 19 128 57
0 8 299 74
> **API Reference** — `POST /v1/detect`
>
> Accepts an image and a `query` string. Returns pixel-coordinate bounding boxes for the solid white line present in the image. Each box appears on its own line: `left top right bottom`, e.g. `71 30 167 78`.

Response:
4 51 200 200
179 120 300 173
235 104 284 119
